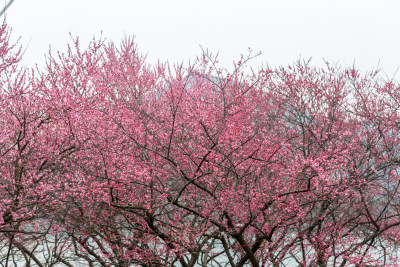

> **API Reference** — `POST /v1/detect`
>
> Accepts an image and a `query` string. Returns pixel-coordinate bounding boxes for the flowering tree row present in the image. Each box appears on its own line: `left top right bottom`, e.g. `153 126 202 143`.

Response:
1 22 400 266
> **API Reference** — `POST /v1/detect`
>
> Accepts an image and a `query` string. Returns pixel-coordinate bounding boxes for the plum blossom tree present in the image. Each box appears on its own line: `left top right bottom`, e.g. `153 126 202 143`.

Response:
1 22 400 266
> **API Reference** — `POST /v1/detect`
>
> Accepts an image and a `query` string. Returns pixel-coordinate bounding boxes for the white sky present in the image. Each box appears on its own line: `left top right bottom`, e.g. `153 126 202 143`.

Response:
4 0 400 79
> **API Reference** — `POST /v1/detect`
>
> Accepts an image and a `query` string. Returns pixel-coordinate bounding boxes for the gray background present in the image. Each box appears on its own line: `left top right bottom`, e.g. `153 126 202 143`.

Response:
5 0 400 79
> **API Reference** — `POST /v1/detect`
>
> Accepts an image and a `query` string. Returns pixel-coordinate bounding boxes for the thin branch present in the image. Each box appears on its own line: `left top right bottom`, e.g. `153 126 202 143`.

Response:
0 0 15 17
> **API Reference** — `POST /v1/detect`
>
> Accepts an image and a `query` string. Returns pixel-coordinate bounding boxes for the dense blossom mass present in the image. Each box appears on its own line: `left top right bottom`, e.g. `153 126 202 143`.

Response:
1 22 400 266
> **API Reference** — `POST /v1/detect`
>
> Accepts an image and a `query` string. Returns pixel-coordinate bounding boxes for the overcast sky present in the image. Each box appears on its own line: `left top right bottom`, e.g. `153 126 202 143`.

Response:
4 0 400 79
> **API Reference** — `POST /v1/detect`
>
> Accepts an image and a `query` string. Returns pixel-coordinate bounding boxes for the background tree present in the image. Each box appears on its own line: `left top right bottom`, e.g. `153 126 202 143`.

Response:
1 22 400 266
